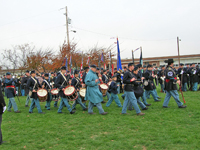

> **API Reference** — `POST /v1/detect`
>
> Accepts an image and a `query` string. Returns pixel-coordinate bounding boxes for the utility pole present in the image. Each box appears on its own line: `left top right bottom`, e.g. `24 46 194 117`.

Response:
177 36 180 66
65 6 70 50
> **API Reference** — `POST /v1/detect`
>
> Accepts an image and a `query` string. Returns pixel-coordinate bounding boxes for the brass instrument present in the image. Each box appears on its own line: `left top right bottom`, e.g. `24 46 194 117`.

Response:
117 69 123 74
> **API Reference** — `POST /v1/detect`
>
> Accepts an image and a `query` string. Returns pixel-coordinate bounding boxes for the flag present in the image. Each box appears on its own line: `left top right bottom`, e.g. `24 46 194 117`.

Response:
80 55 83 78
65 56 68 71
117 38 122 71
133 47 140 53
109 51 112 70
101 52 104 62
140 47 143 65
86 55 90 66
69 56 72 73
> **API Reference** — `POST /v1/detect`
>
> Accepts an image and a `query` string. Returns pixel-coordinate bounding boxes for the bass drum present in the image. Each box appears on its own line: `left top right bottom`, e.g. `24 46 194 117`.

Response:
37 89 48 102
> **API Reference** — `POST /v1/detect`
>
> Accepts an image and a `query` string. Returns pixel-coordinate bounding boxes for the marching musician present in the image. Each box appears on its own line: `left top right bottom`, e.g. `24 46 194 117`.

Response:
71 70 87 111
0 80 6 145
189 63 199 91
42 73 52 110
127 66 148 111
158 65 166 93
106 75 122 107
163 59 187 108
55 66 75 114
53 72 59 107
177 63 188 91
106 68 112 79
121 63 145 116
27 71 44 114
185 64 190 89
102 70 111 101
82 67 89 86
113 68 121 94
4 72 21 113
85 65 108 115
144 64 161 102
21 70 31 107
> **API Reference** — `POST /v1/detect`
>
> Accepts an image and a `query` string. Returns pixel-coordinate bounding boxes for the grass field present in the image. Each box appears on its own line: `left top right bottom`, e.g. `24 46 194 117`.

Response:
1 86 200 150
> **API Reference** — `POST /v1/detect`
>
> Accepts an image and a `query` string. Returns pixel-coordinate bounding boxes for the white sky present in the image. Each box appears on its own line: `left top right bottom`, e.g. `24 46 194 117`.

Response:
0 0 199 60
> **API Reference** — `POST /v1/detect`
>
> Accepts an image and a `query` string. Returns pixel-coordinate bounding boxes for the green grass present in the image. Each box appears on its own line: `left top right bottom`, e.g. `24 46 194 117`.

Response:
1 86 200 150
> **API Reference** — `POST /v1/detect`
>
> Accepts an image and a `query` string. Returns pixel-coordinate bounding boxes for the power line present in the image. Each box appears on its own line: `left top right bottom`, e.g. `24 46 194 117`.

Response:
0 7 65 27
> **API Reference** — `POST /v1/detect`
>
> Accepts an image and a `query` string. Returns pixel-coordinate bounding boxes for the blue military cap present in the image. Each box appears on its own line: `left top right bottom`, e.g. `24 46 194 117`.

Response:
90 64 97 68
61 66 66 70
147 64 152 68
74 70 79 74
143 65 147 68
133 66 139 71
30 70 35 74
6 72 11 75
128 63 134 67
137 64 142 68
44 73 49 77
180 63 184 66
96 67 100 70
84 67 89 70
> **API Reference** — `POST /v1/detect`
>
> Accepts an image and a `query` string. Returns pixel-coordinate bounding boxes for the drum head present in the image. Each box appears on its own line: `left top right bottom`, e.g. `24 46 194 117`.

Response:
79 88 86 97
51 88 58 95
100 84 108 90
64 86 75 96
107 81 111 86
37 89 48 97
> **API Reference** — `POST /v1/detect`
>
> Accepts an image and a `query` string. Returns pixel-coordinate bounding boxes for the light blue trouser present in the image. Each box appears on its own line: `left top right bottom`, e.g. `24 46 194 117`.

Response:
163 90 183 107
145 90 151 99
21 89 25 96
117 82 120 94
103 92 111 100
121 94 125 99
141 92 148 105
106 93 122 107
72 92 87 110
88 101 104 114
29 98 42 113
182 83 187 91
54 101 58 107
145 90 158 101
153 89 159 97
57 97 72 113
7 97 18 112
122 91 141 114
45 93 52 110
192 82 198 91
25 95 32 106
128 97 146 110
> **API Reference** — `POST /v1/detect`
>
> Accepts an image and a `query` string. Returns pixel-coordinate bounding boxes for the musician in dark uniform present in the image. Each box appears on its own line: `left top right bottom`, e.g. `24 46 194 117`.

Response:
106 75 122 107
114 68 121 94
121 63 145 116
0 80 6 145
42 73 52 110
185 63 190 89
102 70 111 101
163 59 187 108
27 71 44 114
189 63 199 91
153 66 159 86
177 63 188 91
127 66 149 111
53 72 59 107
158 65 166 93
71 70 87 111
106 68 112 79
21 70 31 107
144 65 161 102
4 72 21 113
55 66 75 114
82 67 89 86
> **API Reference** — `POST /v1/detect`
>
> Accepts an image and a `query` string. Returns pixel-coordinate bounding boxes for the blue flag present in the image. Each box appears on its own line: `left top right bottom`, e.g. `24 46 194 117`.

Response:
117 38 122 71
65 56 68 71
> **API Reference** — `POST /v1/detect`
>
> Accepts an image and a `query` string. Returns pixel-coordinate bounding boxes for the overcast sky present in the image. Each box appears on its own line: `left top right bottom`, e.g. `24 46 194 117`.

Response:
0 0 199 59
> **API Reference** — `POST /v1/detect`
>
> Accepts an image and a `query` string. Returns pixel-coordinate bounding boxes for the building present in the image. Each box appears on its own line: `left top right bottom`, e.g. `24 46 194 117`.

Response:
113 54 200 68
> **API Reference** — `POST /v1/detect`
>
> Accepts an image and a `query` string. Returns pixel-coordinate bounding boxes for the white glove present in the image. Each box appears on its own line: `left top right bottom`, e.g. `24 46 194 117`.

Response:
3 106 6 112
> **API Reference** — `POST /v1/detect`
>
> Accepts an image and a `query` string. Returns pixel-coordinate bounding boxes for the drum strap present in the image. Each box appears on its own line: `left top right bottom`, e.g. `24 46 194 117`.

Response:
75 77 80 87
60 73 68 86
44 79 51 89
31 77 37 90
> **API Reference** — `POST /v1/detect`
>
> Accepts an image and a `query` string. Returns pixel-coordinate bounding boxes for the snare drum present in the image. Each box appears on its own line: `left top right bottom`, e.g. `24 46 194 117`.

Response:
51 88 59 95
79 88 86 103
64 86 78 101
37 89 48 102
99 83 108 96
